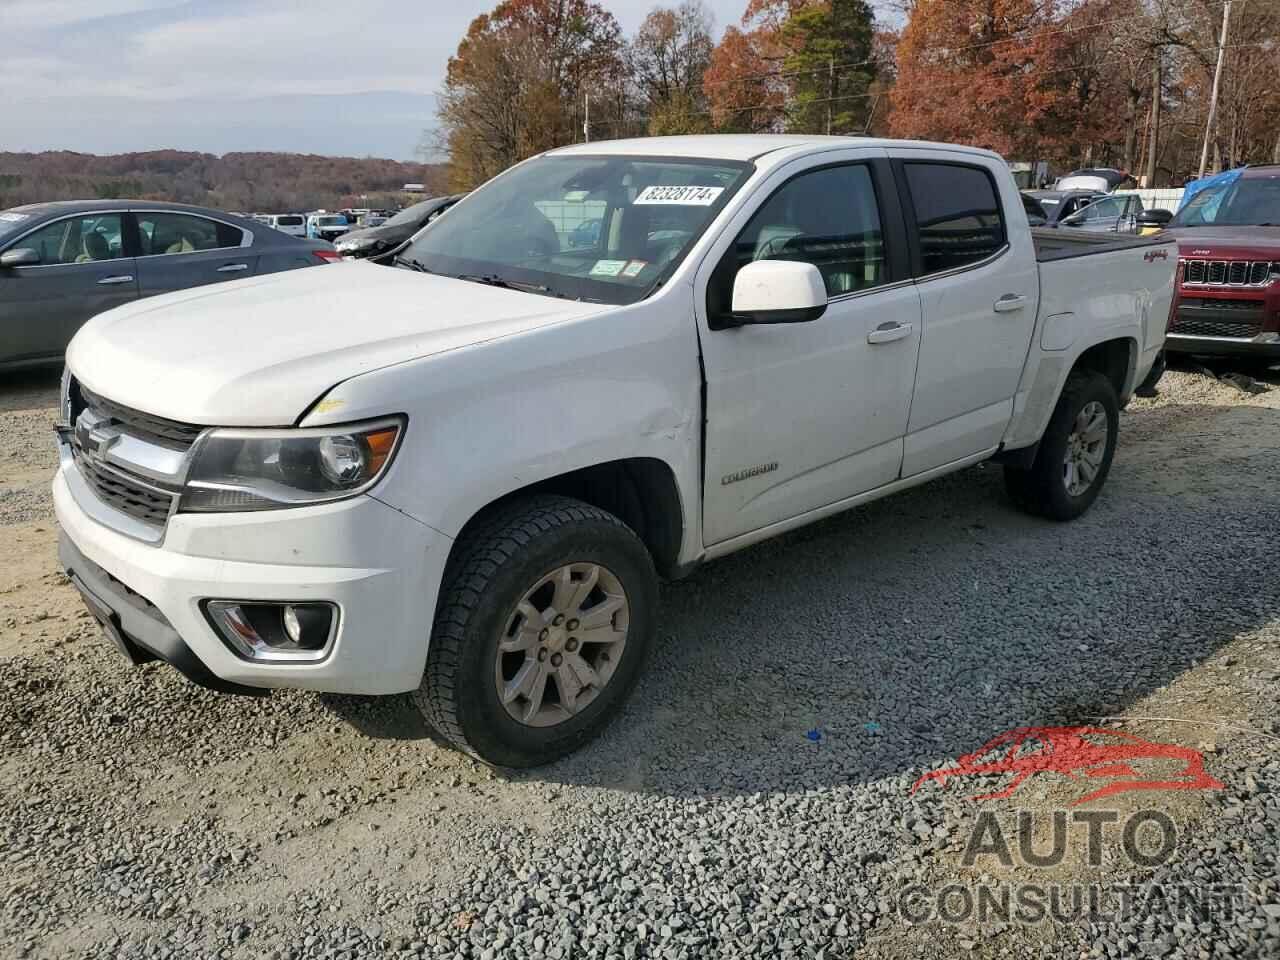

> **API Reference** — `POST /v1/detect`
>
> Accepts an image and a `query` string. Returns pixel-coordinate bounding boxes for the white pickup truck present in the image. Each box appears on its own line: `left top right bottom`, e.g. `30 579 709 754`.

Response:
54 136 1175 766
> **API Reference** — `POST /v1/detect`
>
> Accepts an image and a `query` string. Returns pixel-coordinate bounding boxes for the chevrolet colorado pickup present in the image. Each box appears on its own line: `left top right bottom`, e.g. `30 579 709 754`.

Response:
53 136 1177 767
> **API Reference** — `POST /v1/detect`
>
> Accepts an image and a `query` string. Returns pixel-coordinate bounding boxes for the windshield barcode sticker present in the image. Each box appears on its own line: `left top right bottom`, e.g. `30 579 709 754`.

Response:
634 185 724 206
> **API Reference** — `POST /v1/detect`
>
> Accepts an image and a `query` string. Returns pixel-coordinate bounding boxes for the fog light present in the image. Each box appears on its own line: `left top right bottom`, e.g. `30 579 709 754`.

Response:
283 604 302 643
204 600 337 662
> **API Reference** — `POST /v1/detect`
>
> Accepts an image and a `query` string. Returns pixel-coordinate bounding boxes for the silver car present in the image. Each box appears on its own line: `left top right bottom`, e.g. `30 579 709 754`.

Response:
1057 193 1145 234
0 200 339 371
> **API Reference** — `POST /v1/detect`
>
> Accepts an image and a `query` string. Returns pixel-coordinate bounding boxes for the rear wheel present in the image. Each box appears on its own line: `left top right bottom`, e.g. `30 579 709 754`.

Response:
413 496 657 767
1005 370 1119 521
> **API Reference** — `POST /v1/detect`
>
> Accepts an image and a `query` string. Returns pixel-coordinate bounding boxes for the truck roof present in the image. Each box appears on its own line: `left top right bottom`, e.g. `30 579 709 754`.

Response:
547 134 1003 166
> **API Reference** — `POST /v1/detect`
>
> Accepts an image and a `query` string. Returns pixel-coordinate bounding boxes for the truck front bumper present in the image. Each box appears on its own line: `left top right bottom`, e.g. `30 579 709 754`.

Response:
53 464 448 695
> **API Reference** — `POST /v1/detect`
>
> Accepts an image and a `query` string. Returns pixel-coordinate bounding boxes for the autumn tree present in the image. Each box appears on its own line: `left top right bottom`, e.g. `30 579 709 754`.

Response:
628 1 716 135
705 1 879 134
437 0 623 190
704 24 785 131
889 0 1062 157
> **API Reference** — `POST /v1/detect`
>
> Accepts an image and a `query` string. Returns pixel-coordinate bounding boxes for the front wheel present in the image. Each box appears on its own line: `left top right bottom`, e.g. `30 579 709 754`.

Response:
1005 370 1119 521
413 496 657 767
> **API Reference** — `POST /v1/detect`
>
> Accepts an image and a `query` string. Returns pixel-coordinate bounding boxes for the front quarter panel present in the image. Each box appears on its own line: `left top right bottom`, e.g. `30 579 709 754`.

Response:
300 289 705 565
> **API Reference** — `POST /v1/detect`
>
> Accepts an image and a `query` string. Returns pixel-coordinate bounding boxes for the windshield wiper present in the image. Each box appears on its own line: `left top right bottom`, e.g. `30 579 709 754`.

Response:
455 273 552 295
394 256 431 273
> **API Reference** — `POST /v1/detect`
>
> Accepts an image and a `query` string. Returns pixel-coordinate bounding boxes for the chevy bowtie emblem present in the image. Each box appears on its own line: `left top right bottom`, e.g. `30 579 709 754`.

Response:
75 410 120 460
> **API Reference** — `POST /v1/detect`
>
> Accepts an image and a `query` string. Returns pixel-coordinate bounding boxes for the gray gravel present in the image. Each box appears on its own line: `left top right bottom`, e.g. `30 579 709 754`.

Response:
1 365 1278 959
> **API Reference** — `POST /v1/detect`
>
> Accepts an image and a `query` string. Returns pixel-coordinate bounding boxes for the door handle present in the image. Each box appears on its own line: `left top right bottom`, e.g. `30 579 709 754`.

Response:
217 263 250 273
867 321 914 344
993 294 1027 313
97 275 134 286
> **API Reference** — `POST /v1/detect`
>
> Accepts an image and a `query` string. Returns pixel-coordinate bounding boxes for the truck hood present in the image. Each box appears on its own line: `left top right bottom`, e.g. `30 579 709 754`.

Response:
1167 226 1280 258
67 261 607 426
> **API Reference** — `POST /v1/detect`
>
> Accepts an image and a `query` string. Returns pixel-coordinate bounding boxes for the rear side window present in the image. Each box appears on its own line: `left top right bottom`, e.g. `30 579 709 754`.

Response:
277 216 304 226
903 163 1005 275
138 213 243 255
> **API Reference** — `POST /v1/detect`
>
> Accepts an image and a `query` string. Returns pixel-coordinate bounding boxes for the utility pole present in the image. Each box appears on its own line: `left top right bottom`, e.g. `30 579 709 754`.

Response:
826 58 834 135
1145 54 1161 187
1198 0 1231 178
583 93 590 143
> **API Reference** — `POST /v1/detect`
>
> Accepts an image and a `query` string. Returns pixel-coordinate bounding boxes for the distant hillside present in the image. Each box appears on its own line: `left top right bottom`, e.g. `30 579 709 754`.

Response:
0 150 449 214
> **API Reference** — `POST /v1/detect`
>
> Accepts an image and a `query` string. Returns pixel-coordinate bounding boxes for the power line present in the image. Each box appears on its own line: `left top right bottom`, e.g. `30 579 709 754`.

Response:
701 3 1230 90
585 39 1274 131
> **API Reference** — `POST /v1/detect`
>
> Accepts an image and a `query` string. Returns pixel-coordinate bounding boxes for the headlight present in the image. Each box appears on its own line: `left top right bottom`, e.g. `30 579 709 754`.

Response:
58 366 73 427
180 417 404 512
335 236 381 252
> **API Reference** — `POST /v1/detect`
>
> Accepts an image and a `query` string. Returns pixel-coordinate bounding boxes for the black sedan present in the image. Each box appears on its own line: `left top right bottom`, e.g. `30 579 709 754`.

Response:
0 200 339 371
333 194 466 264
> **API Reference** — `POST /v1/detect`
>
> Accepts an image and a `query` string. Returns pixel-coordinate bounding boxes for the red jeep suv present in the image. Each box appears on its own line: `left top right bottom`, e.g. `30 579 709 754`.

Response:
1165 165 1280 365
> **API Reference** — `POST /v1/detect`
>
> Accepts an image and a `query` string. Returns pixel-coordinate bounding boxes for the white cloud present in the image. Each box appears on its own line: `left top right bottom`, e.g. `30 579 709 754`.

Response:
0 0 188 31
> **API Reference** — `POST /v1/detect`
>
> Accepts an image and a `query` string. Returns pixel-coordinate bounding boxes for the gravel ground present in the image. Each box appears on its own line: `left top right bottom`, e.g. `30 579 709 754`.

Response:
1 363 1278 959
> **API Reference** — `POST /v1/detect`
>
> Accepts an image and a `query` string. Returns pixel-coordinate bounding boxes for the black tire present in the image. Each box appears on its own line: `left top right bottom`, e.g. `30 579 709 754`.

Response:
413 495 657 768
1007 370 1119 522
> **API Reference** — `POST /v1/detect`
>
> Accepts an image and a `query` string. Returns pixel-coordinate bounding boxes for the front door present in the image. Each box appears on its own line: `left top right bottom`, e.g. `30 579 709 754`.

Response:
0 212 137 364
132 211 259 296
698 154 922 545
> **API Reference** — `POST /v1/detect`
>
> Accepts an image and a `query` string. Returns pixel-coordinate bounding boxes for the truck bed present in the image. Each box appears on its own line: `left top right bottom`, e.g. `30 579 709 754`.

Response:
1032 228 1169 262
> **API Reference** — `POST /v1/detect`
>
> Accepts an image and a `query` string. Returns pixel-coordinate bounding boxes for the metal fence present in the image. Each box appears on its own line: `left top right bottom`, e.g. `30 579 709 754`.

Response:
1114 188 1185 211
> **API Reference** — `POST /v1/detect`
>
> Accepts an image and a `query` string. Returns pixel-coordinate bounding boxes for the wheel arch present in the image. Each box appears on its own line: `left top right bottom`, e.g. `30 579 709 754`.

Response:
448 457 687 580
1070 336 1137 402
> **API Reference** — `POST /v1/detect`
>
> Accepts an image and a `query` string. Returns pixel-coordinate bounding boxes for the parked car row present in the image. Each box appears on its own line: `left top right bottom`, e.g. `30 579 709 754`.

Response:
1025 162 1280 365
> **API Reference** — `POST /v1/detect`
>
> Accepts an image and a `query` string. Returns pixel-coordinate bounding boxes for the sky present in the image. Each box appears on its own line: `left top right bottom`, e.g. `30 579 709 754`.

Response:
1 1 900 161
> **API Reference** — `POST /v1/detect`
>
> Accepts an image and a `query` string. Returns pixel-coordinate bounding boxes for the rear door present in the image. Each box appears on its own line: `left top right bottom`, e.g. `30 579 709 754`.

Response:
0 211 138 364
893 153 1039 477
698 149 923 545
131 211 259 297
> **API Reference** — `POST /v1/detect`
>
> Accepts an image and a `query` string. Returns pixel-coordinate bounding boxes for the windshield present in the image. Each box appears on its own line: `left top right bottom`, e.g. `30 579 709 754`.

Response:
1169 173 1280 227
0 209 36 245
400 155 751 304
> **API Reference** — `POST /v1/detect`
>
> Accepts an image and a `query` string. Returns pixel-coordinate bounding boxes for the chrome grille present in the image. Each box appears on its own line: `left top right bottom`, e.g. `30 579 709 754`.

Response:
74 451 176 527
1181 258 1275 288
76 384 203 449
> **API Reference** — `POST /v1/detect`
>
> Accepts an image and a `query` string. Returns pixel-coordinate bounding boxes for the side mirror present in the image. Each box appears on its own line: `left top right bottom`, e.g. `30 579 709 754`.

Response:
1136 209 1173 228
0 248 40 268
727 260 827 326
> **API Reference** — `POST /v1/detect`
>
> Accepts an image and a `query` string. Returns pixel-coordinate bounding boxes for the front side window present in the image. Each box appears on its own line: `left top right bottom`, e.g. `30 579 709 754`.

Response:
1075 197 1124 222
904 162 1005 275
708 163 888 320
138 213 242 256
11 214 126 265
401 155 751 305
